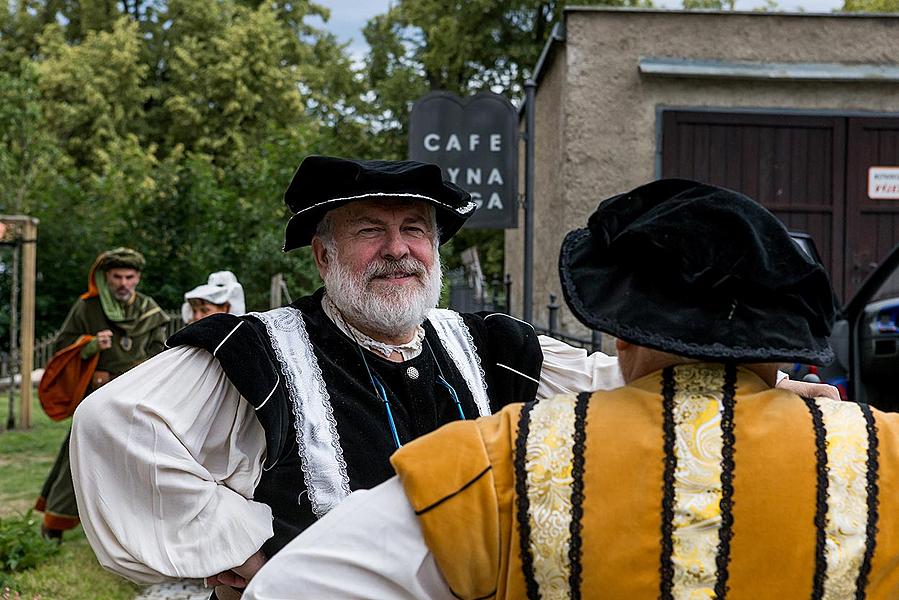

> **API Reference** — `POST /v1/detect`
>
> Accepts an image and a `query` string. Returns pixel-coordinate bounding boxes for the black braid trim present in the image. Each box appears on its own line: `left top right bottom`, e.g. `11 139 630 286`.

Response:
568 392 591 599
802 395 829 600
514 400 540 600
855 403 880 600
713 363 737 599
659 367 676 600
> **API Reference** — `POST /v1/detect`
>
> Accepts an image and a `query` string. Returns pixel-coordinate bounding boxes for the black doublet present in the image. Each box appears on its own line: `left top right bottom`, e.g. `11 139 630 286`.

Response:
167 289 542 556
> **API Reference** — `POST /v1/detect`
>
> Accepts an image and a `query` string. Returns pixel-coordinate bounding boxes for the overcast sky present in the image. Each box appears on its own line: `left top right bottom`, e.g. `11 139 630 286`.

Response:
313 0 845 60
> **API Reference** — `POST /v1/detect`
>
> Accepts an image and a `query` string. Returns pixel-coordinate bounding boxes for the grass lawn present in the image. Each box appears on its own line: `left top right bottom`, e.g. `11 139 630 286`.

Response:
0 391 141 600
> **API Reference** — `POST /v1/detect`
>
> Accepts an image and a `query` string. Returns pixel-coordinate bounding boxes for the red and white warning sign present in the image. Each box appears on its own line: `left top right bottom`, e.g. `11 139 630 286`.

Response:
868 166 899 200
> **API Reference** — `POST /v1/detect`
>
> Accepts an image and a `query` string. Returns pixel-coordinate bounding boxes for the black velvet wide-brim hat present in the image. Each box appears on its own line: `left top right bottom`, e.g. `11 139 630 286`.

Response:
282 155 477 250
559 179 839 365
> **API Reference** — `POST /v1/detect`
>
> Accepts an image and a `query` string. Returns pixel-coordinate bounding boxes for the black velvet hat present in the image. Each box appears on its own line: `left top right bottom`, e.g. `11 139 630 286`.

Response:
282 155 477 250
559 179 838 365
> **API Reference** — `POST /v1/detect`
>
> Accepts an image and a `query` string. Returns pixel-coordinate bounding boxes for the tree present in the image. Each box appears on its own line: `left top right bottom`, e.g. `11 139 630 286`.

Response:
843 0 899 10
682 0 735 8
362 1 650 148
0 63 94 349
36 19 149 169
144 0 309 162
0 0 375 339
0 65 65 215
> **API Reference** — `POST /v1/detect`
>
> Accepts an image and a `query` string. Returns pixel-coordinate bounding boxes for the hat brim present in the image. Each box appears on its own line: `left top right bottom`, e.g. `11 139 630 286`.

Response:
559 227 835 366
283 192 474 251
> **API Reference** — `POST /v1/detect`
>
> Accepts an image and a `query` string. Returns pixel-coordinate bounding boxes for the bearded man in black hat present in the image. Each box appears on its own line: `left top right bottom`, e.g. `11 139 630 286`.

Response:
69 160 836 596
243 179 899 600
35 247 168 541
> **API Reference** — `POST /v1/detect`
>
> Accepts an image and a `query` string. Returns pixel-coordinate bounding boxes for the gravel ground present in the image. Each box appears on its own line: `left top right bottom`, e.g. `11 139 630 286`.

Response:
134 580 210 600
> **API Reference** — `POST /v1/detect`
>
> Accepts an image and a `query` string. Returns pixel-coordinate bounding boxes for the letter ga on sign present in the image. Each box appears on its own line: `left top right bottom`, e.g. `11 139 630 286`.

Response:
868 166 899 200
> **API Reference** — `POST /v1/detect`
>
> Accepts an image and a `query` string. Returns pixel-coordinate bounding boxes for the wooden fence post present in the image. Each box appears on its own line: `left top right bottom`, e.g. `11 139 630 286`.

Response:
19 218 38 429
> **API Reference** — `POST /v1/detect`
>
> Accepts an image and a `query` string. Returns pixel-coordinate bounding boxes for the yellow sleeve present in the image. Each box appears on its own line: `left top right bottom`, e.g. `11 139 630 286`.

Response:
391 405 522 600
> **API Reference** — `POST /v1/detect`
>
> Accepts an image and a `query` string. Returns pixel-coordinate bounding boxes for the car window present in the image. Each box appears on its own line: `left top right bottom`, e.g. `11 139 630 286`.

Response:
871 268 899 303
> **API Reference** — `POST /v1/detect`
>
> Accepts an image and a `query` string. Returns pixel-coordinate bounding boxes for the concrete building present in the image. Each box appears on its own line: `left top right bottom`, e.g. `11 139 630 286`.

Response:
507 7 899 342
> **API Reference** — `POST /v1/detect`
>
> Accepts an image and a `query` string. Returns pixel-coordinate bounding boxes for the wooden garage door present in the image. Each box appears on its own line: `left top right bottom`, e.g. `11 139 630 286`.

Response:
662 111 847 298
845 118 899 298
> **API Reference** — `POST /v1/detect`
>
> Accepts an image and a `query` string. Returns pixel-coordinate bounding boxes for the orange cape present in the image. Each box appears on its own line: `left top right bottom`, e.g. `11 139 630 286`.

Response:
38 335 100 421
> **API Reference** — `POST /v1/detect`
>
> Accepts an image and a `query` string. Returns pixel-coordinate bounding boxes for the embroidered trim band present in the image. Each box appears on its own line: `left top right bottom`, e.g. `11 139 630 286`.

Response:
818 399 870 600
523 393 579 600
670 364 727 598
428 308 491 416
250 308 351 517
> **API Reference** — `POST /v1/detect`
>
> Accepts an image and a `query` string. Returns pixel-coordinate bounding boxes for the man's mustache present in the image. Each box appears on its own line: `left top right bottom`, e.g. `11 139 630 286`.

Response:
364 258 427 282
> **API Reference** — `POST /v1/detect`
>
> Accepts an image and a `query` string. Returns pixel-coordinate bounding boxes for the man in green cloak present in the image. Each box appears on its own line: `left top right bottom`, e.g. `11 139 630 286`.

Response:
35 247 169 540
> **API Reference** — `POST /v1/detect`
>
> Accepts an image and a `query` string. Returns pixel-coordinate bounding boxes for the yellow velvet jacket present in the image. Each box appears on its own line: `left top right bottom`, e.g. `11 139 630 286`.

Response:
390 363 899 599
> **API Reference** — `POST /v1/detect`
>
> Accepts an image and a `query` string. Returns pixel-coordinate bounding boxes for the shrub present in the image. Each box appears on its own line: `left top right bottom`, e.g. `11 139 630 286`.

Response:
1 585 42 599
0 512 59 574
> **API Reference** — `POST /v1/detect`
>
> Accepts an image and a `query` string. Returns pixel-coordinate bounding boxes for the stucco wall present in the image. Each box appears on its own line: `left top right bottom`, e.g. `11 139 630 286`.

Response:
508 8 899 338
506 38 567 327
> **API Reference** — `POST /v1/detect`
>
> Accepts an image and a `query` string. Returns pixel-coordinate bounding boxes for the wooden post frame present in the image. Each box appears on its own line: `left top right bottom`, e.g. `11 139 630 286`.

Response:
1 215 39 429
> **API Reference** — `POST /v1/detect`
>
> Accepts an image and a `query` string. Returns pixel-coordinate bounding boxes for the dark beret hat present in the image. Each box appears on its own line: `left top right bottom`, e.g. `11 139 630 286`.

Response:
559 179 839 365
96 247 145 271
282 155 477 250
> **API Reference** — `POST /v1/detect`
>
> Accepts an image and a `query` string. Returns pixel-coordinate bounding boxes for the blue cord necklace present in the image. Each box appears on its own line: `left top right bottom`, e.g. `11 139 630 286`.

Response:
336 308 465 450
424 338 467 421
348 332 403 450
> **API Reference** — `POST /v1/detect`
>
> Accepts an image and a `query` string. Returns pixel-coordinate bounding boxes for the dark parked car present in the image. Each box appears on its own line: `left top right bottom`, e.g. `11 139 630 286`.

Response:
792 233 899 412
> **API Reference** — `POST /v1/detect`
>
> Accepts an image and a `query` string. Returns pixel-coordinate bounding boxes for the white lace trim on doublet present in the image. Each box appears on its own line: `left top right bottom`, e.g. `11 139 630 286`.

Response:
250 307 351 518
427 308 491 417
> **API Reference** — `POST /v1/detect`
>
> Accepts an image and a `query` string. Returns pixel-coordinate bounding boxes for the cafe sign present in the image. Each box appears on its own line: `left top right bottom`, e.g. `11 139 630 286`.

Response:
409 91 519 229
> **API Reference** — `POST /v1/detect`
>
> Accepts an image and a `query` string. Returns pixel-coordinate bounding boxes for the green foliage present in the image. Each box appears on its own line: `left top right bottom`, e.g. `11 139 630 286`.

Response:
842 0 899 10
0 512 59 574
0 0 633 343
0 395 139 599
440 230 506 284
0 64 66 216
0 391 70 516
36 19 149 169
360 0 651 157
366 0 605 96
682 0 735 8
0 0 364 345
147 0 309 160
1 531 139 600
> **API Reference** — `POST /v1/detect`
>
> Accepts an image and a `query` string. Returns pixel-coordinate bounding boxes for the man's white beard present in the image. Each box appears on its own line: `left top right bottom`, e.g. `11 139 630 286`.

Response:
112 287 134 302
323 250 442 337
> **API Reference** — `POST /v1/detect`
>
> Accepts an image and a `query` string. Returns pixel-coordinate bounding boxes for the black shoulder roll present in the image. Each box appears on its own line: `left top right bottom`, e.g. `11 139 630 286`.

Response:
466 312 543 410
166 313 291 469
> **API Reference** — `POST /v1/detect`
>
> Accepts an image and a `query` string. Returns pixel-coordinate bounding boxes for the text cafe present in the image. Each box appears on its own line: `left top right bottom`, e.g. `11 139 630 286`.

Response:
408 92 519 229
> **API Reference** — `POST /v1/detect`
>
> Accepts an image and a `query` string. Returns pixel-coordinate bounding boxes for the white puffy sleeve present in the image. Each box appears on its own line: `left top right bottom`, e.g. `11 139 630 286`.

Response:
244 477 453 600
70 346 272 584
537 335 788 400
537 335 625 400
